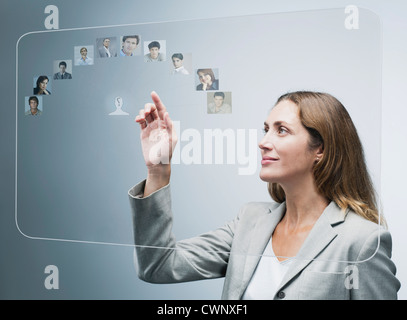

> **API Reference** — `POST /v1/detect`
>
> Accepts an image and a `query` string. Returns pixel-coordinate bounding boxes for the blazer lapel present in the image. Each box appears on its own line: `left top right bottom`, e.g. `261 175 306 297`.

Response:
276 201 347 292
239 202 286 297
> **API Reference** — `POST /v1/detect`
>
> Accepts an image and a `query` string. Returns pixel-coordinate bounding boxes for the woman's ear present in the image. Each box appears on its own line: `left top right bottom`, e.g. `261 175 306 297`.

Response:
315 144 324 162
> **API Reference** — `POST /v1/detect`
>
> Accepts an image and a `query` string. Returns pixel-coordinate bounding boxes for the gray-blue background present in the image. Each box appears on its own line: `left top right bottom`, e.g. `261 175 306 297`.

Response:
1 0 407 300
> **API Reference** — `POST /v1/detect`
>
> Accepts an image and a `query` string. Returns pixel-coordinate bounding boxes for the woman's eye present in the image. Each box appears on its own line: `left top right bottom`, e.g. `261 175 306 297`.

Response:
263 126 288 135
277 127 288 135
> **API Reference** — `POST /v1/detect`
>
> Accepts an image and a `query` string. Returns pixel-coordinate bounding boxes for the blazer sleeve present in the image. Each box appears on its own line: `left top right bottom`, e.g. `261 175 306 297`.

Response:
352 227 401 299
128 180 237 284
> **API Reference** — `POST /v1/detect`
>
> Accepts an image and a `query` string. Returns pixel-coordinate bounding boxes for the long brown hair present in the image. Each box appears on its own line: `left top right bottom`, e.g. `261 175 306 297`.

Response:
196 68 216 82
268 91 384 226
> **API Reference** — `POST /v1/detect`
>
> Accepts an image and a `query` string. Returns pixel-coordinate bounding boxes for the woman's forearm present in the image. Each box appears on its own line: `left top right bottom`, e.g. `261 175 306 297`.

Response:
144 164 171 197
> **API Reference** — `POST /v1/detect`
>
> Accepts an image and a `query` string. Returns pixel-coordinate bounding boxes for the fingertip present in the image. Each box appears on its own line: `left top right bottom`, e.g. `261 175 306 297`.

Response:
164 112 172 128
151 91 158 100
144 103 151 112
151 91 162 103
149 91 167 115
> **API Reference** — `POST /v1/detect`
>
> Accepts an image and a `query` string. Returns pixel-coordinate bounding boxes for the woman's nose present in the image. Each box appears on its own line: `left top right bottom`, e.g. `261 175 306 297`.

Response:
259 134 272 151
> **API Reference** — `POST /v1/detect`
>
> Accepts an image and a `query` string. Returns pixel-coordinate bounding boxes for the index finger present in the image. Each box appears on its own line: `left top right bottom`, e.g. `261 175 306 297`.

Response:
151 91 167 119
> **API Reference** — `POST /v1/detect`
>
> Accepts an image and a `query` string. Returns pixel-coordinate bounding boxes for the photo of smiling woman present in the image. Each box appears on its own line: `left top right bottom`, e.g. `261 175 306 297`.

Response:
196 68 219 91
129 91 400 300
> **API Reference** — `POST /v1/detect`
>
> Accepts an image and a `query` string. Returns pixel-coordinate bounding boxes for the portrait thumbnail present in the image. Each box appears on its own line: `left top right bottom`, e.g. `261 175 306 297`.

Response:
53 60 72 80
96 37 118 58
120 35 141 57
144 40 166 62
196 68 219 91
24 95 43 116
33 75 52 95
74 45 94 66
207 91 232 114
170 52 191 75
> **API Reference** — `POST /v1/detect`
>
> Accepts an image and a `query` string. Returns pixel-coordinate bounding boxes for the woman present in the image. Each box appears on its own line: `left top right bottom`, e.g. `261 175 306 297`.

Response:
129 91 400 299
33 75 51 95
196 68 219 91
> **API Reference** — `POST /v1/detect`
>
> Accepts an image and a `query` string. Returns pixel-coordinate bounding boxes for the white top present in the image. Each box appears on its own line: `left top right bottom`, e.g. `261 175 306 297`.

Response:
172 66 189 75
242 237 293 300
104 46 111 57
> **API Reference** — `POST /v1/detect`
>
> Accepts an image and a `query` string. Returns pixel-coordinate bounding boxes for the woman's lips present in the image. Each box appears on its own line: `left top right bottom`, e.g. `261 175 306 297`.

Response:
261 156 279 165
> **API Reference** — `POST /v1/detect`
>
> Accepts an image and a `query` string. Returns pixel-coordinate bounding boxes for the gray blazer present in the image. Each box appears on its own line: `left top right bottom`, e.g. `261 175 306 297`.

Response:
98 46 117 58
129 180 400 300
53 72 72 80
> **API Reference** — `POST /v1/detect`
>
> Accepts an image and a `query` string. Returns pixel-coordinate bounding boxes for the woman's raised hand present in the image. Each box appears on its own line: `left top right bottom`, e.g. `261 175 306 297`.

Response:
135 92 178 196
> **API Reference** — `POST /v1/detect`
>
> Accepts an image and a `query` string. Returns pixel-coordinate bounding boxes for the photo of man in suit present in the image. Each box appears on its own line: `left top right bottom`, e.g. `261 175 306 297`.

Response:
53 61 72 80
97 37 117 58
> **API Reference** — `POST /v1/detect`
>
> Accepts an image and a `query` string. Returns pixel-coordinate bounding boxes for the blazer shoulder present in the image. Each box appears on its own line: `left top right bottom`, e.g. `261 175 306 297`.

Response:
237 201 281 219
336 209 391 258
342 210 385 237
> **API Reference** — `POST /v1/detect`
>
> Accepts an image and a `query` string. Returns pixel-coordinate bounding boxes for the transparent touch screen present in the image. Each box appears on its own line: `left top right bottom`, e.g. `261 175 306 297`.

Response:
16 8 382 263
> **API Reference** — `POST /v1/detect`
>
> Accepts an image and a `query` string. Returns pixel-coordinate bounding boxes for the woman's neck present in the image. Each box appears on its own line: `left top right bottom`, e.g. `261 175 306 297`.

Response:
281 178 329 230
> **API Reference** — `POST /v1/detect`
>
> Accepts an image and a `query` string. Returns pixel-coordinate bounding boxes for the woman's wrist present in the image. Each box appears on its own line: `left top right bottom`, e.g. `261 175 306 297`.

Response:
144 164 171 197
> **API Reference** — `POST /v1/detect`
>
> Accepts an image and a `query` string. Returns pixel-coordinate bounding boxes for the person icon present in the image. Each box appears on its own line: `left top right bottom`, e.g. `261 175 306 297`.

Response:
109 97 129 115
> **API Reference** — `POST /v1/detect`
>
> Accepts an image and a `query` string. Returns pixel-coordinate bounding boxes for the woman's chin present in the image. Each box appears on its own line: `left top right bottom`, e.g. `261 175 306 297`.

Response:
259 171 273 183
259 168 283 183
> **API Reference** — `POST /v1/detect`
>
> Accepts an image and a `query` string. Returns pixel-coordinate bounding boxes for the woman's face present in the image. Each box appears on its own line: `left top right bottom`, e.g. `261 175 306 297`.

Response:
39 79 48 90
198 72 212 85
258 100 319 186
